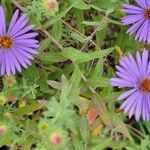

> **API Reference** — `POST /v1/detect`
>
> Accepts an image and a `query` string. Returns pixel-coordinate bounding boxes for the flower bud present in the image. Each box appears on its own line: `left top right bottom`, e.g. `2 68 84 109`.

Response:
49 133 62 146
44 0 59 14
0 125 7 136
3 75 16 87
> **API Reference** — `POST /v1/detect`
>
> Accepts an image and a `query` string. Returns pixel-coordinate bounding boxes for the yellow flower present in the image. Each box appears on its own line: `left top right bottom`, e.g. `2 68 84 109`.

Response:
0 95 7 106
43 0 59 13
3 75 16 87
38 121 49 132
91 124 104 137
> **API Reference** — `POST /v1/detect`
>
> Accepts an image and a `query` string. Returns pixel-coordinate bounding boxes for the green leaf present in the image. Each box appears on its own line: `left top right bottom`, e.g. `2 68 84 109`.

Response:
22 64 39 81
82 21 102 26
75 9 85 34
72 135 84 150
39 71 50 93
36 52 67 62
92 138 112 150
37 47 114 64
14 102 43 116
91 0 113 9
140 136 150 150
71 32 87 43
69 0 90 10
88 78 110 88
108 18 122 25
90 58 104 79
0 133 12 147
47 80 62 90
62 47 114 63
44 4 74 28
22 136 37 150
51 22 63 41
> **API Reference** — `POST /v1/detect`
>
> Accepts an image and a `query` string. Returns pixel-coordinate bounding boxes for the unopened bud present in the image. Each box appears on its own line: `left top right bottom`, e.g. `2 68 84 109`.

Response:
49 133 62 146
0 125 7 136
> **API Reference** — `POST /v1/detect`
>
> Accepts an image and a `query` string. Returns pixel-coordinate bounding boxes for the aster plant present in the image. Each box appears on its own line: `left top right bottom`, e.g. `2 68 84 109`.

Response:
122 0 150 44
111 50 150 121
28 0 59 20
0 6 39 75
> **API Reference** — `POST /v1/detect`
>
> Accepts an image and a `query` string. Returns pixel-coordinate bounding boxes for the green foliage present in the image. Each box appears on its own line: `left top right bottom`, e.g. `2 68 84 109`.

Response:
0 0 149 149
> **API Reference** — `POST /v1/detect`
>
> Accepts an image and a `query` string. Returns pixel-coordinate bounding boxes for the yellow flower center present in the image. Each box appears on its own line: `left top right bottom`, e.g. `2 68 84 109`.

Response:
0 36 13 49
145 8 150 18
140 79 150 92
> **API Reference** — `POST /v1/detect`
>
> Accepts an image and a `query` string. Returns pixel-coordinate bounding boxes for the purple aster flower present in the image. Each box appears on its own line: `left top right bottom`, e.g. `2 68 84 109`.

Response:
0 6 39 75
110 49 150 121
121 0 150 44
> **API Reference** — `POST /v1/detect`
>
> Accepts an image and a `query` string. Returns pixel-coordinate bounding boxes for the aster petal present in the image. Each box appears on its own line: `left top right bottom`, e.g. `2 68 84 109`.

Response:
116 65 137 82
120 91 139 110
13 47 32 67
5 52 11 75
142 49 148 76
0 6 6 34
127 19 145 35
128 53 142 77
7 51 15 74
116 71 137 83
8 14 28 36
1 52 6 75
146 54 150 78
136 51 143 75
143 20 149 43
121 14 144 25
11 18 29 37
122 4 144 15
15 39 39 45
135 20 147 41
9 49 21 72
17 43 39 49
120 56 139 79
14 45 39 55
146 0 150 7
0 50 4 69
138 20 149 42
12 25 35 38
135 93 143 121
142 96 146 121
147 95 150 120
143 20 150 43
110 78 135 87
14 32 38 40
122 4 144 12
128 99 138 119
147 22 150 44
144 33 150 45
135 0 147 8
124 93 140 114
122 8 143 14
146 61 150 77
14 46 34 60
145 97 149 121
7 9 19 34
117 88 137 100
12 48 28 68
